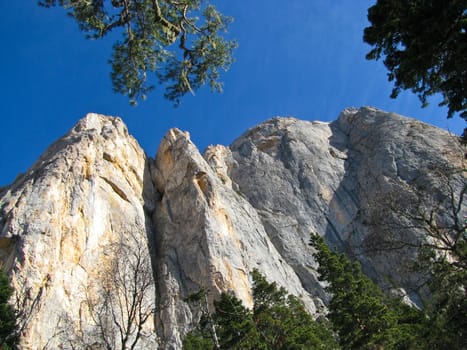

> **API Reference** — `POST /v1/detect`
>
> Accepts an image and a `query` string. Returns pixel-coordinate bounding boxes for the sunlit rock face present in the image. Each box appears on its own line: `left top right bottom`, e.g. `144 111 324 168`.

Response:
0 107 465 349
0 114 158 349
152 128 317 348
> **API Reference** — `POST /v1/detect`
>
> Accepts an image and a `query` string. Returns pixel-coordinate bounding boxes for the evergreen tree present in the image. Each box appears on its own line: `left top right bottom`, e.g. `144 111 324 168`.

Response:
39 0 237 106
214 293 263 349
420 244 467 349
0 268 18 350
362 166 467 349
183 269 338 349
182 330 215 350
309 235 424 350
250 269 337 350
363 0 467 120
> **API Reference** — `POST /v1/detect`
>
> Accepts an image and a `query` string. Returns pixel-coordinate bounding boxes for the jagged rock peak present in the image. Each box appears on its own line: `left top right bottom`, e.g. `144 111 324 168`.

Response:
72 112 127 132
0 113 158 349
152 123 319 348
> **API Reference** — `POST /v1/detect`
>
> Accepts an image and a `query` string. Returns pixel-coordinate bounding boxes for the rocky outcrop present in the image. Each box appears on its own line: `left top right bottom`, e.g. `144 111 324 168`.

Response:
152 129 318 348
0 114 158 349
228 107 465 304
0 107 465 349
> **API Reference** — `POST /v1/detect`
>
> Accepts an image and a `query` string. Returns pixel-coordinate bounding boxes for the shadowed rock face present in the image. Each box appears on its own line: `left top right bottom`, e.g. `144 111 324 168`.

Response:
0 107 465 349
228 107 465 305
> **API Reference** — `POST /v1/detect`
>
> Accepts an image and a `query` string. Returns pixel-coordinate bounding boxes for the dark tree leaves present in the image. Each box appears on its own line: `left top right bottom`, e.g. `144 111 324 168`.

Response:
0 268 18 350
183 269 338 349
364 0 467 120
309 235 425 349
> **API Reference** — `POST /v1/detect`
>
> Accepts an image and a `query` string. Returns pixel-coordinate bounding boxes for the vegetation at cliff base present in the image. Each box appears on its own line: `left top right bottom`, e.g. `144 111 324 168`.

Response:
183 269 338 349
360 163 467 348
184 229 467 350
0 268 18 350
310 234 467 349
310 235 425 349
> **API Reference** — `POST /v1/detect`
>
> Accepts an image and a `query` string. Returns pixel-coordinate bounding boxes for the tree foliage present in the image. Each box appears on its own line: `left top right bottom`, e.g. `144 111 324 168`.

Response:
39 0 237 106
360 162 467 348
309 235 425 350
412 174 467 349
248 270 338 350
364 0 467 120
422 243 467 349
183 269 338 349
0 268 18 350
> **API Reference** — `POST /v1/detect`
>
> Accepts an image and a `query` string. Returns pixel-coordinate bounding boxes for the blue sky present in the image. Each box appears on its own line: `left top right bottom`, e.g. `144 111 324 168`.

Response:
0 1 465 186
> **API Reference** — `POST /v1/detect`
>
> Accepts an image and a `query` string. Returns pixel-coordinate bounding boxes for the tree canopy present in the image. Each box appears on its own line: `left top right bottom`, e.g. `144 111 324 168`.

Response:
364 0 467 121
0 268 18 350
185 232 466 349
39 0 236 106
183 269 338 349
310 230 467 349
360 162 467 348
309 235 425 349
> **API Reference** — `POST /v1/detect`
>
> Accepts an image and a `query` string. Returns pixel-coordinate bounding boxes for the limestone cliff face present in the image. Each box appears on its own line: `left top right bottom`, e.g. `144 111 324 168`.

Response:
0 107 465 349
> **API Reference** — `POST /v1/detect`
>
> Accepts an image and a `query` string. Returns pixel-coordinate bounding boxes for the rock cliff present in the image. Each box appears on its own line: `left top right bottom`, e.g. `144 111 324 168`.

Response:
0 107 465 349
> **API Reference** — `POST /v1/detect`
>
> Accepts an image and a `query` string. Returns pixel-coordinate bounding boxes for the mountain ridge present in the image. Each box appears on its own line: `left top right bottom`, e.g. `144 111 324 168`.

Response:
0 107 465 349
